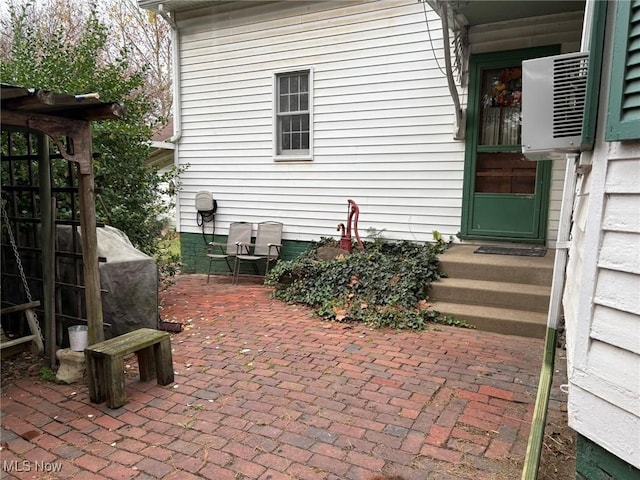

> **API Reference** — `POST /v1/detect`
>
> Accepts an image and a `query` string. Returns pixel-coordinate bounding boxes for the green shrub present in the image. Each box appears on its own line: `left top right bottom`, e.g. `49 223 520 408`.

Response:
39 366 57 382
266 238 453 330
155 230 181 290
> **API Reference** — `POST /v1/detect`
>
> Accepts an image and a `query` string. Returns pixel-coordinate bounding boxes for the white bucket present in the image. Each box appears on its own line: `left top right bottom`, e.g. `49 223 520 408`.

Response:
68 325 88 351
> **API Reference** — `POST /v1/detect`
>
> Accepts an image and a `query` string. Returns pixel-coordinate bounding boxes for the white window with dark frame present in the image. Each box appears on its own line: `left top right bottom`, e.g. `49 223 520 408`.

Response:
274 69 312 160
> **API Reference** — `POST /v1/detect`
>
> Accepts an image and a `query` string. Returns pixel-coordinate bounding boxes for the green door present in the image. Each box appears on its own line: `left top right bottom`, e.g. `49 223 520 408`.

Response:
461 47 558 243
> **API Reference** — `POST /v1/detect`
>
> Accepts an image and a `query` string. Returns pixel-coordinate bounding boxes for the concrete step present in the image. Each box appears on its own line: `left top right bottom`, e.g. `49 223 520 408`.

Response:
431 244 555 338
429 278 551 313
430 301 548 339
438 245 555 286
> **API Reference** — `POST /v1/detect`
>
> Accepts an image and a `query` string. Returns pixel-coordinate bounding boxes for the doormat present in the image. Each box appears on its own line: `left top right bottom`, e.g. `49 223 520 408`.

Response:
474 246 547 257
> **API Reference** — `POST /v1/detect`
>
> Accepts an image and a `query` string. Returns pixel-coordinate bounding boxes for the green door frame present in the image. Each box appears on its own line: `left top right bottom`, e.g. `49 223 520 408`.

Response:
461 45 560 244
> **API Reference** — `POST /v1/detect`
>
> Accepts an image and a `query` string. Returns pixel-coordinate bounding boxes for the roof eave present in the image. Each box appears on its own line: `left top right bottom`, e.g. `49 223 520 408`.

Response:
427 0 585 30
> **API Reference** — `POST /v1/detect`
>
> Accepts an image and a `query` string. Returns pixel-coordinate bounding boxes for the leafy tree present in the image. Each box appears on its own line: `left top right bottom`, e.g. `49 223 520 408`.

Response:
102 0 173 124
0 0 172 125
1 2 177 255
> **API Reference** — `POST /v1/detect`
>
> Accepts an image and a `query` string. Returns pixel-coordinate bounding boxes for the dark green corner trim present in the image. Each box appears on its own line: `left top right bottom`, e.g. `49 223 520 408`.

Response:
581 0 607 150
576 434 640 480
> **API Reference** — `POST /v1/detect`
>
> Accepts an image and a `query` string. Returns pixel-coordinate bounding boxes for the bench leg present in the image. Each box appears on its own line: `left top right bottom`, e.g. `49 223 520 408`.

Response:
85 352 106 404
104 355 126 409
154 336 174 386
136 346 156 382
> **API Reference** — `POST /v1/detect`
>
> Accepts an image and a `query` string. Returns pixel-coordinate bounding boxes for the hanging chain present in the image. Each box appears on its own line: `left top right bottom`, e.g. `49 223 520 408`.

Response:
1 200 44 340
2 201 32 303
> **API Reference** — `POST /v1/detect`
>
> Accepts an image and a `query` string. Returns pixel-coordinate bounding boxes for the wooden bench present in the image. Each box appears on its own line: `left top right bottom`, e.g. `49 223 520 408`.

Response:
85 328 174 409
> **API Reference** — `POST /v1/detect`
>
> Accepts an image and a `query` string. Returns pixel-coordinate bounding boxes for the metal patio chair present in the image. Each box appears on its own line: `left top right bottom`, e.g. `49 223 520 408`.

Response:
207 221 252 283
233 221 283 285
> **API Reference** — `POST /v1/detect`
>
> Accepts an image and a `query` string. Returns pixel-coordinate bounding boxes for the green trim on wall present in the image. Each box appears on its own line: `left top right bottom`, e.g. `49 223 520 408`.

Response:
581 0 607 150
576 434 640 480
179 232 311 274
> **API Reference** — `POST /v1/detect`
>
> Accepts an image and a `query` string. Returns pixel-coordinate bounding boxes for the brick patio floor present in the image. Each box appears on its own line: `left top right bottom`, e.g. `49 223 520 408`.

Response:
1 274 568 479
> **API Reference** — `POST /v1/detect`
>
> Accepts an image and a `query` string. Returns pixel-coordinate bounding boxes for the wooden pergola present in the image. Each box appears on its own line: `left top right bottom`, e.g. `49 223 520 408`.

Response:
1 84 124 362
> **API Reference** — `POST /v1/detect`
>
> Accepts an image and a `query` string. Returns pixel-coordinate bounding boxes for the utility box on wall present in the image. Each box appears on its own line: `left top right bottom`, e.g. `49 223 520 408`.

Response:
522 51 589 161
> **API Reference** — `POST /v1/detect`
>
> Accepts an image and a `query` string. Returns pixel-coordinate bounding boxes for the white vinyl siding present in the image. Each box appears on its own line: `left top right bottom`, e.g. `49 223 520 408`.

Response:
175 0 465 242
566 145 640 468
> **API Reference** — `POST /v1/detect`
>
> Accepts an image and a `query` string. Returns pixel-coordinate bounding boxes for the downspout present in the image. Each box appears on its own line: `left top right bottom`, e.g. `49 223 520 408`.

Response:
437 1 465 140
158 3 182 228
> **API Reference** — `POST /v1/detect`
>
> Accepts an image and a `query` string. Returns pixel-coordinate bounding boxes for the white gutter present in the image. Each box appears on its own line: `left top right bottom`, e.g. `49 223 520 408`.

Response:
150 141 176 151
157 3 182 230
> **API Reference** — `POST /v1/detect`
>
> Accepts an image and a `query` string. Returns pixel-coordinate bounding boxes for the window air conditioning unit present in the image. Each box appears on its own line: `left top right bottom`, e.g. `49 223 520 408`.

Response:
522 52 589 161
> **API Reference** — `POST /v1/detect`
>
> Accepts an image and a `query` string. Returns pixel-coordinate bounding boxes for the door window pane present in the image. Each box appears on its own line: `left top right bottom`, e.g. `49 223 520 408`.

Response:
475 152 536 194
480 67 523 146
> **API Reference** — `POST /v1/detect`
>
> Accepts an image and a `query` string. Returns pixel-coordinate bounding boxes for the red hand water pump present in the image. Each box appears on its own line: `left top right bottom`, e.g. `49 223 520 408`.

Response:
336 199 364 253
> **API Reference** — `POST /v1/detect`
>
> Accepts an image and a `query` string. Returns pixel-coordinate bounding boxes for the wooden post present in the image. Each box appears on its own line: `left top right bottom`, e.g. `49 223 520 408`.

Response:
50 197 56 361
77 156 105 345
37 134 56 366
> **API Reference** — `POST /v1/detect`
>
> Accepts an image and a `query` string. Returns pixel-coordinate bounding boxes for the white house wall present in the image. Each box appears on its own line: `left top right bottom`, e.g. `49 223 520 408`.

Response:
175 0 583 245
564 117 640 468
175 0 464 243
